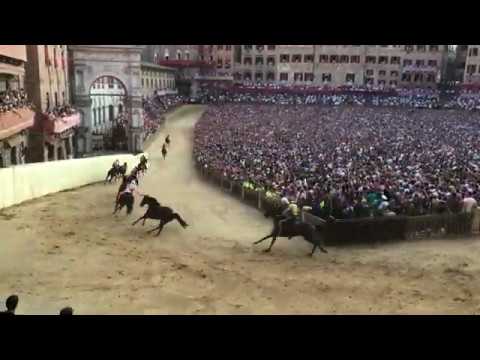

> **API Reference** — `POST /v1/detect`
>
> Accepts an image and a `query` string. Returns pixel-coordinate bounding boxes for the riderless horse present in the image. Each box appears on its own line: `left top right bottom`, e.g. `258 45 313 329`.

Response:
132 195 188 236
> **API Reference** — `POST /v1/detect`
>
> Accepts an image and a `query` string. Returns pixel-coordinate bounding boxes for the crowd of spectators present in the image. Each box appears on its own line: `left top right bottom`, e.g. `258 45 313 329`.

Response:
143 93 187 139
194 104 480 219
45 104 77 119
195 84 480 112
0 88 32 113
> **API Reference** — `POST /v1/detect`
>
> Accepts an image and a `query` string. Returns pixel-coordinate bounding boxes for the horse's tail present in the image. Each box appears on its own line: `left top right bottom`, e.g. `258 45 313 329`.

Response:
173 213 188 228
126 195 134 215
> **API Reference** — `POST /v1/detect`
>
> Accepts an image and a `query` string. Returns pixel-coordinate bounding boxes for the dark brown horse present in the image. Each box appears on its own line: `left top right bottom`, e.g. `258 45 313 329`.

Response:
132 195 188 236
254 208 330 256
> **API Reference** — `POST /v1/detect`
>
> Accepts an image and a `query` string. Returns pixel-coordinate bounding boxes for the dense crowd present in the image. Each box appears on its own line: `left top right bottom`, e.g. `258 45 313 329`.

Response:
0 89 32 113
143 94 187 139
194 104 480 219
196 85 480 112
46 104 77 118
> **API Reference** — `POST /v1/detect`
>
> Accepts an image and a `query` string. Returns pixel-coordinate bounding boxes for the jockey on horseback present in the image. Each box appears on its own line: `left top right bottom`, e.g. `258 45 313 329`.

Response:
112 159 120 171
278 197 300 239
117 177 143 202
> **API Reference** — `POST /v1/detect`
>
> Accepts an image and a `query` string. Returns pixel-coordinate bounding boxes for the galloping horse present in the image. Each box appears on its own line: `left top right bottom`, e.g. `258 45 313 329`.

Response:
254 207 330 256
132 195 188 236
113 192 134 215
105 162 127 184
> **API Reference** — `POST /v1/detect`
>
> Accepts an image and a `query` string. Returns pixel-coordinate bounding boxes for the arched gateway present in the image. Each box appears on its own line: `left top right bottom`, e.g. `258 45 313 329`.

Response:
69 45 144 155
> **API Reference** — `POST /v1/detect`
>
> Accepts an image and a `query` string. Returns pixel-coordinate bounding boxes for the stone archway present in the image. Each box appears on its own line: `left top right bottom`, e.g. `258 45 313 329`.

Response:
69 45 144 155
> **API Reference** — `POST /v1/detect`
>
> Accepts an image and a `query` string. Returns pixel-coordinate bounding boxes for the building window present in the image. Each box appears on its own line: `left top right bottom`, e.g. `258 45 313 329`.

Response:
256 45 264 51
217 59 223 68
390 56 400 65
379 56 388 65
330 55 339 63
46 92 50 110
280 54 290 63
322 73 332 82
430 45 439 52
44 45 50 66
469 47 479 57
365 69 374 76
292 54 302 63
378 80 386 86
243 72 252 81
403 59 413 66
279 73 288 81
267 56 275 66
402 73 412 81
426 74 435 82
185 52 190 60
217 45 224 50
233 72 242 81
427 60 437 67
255 72 263 82
467 64 477 74
304 73 314 82
244 45 252 50
177 51 181 60
304 54 314 63
62 91 65 104
389 80 398 87
319 55 329 63
405 45 414 52
340 55 349 63
417 45 426 52
294 73 303 81
365 78 374 85
266 72 275 81
366 56 376 64
267 45 276 51
390 70 399 77
61 51 65 70
346 73 355 83
414 73 423 82
379 70 386 77
244 57 252 65
255 56 264 65
53 47 58 68
225 45 232 51
142 78 144 87
416 59 425 67
350 55 360 63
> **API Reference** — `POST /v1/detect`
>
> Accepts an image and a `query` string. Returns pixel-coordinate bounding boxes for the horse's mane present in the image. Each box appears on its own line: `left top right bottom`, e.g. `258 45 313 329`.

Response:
144 195 161 206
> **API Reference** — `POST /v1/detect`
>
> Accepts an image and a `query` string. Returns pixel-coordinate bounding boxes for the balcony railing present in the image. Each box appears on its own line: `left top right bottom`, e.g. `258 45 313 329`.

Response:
0 108 34 140
44 112 81 134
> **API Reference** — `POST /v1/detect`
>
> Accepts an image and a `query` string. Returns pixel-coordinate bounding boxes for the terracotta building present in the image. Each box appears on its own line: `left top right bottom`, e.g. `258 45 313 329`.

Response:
0 45 34 168
25 45 80 162
225 45 449 88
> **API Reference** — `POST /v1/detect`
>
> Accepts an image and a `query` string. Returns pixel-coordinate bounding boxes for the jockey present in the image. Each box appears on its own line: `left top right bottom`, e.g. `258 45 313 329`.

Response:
279 197 300 238
117 178 143 201
112 159 120 170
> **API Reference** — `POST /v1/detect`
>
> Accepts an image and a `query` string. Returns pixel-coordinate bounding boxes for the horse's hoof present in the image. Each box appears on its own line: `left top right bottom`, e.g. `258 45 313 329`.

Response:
263 249 271 253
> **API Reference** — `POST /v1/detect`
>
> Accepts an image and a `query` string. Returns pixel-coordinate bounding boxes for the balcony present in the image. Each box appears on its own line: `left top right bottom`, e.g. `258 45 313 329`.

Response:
44 112 81 134
0 108 34 140
157 59 215 68
402 65 438 73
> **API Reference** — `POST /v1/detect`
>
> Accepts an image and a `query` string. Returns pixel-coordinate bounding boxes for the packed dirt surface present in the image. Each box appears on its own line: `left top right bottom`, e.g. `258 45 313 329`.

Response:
1 105 480 314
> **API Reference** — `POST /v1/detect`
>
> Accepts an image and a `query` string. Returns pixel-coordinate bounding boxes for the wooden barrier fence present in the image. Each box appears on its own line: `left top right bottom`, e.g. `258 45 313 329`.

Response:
196 162 478 245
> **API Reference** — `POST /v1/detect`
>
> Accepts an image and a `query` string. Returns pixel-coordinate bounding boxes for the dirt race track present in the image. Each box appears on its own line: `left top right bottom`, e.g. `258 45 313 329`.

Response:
2 105 480 314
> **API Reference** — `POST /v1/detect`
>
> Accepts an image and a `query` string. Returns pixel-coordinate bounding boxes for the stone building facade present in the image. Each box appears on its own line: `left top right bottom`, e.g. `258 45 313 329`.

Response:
220 45 449 88
0 45 34 168
463 45 480 84
140 62 177 98
25 45 80 162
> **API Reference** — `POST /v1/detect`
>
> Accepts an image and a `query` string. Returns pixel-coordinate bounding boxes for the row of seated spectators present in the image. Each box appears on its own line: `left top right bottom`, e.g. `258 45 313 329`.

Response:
45 104 77 119
142 94 187 140
0 294 73 316
0 89 32 113
194 104 479 219
197 84 480 111
196 86 442 109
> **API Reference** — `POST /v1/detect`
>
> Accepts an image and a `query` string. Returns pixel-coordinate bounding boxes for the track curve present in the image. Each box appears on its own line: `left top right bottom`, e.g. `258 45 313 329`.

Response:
2 105 480 314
